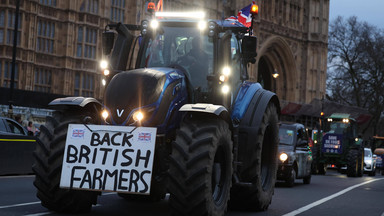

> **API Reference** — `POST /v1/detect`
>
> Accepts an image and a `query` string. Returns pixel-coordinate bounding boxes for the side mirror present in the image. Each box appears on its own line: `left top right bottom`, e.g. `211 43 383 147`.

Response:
241 36 257 63
102 30 115 55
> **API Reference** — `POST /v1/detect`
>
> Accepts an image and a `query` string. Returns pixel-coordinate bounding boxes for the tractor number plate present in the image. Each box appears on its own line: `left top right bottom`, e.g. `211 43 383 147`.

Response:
60 124 157 194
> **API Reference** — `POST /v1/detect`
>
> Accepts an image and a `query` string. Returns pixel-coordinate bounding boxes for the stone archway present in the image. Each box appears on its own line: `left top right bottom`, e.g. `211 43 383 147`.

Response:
253 36 297 102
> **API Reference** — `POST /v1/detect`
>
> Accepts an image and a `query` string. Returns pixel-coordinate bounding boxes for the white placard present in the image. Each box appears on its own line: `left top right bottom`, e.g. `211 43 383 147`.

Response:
59 124 157 194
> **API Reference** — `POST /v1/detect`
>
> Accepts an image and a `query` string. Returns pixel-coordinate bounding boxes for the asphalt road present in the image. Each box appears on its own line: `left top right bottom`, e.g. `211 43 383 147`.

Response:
0 169 383 216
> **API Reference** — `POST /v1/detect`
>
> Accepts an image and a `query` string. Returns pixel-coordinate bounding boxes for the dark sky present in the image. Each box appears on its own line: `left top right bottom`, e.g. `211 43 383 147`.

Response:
330 0 384 29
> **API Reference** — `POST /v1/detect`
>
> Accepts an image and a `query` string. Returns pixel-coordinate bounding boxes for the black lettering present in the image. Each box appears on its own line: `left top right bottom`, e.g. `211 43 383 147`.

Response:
111 132 122 146
122 133 133 147
70 166 86 188
92 148 98 164
118 169 130 191
80 169 92 189
121 149 134 166
113 149 119 166
92 168 103 190
66 145 78 163
139 170 151 193
129 169 140 192
135 150 151 168
90 133 101 146
99 148 113 165
101 133 111 145
79 145 91 164
103 169 118 191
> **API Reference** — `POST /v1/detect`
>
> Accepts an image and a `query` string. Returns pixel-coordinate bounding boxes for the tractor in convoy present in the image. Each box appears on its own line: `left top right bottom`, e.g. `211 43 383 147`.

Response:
33 4 280 215
311 113 364 177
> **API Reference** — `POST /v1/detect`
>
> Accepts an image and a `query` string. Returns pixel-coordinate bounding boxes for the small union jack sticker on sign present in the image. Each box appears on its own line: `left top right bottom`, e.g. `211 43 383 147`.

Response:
138 132 151 142
72 129 85 138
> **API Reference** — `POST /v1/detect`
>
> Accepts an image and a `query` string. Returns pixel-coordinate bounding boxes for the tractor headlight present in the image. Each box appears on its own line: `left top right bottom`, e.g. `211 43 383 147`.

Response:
132 111 144 122
279 153 288 162
222 66 231 76
221 85 230 94
141 20 149 35
150 20 159 29
198 20 207 30
100 60 108 69
219 66 231 83
208 21 216 37
101 110 109 120
103 69 110 76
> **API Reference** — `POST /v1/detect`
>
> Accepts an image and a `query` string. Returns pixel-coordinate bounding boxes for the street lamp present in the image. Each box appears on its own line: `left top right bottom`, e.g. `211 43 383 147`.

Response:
272 69 279 78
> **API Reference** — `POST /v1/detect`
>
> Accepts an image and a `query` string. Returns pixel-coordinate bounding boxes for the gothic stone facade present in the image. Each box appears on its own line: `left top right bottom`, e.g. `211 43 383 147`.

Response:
0 0 328 105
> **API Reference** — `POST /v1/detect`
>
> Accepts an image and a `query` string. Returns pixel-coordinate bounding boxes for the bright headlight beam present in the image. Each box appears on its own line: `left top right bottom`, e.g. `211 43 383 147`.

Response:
150 20 159 29
100 60 108 69
102 110 109 120
133 111 144 122
103 69 110 76
198 20 207 30
222 85 230 94
280 153 288 162
222 67 231 76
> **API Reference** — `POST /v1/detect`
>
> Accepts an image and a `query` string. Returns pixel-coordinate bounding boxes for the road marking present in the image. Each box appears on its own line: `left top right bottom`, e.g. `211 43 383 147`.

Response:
0 201 41 209
0 175 34 179
24 212 52 216
283 178 384 216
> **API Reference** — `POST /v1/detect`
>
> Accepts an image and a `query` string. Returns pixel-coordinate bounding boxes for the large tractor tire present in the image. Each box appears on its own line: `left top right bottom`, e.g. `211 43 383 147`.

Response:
357 148 364 177
168 114 233 216
347 149 361 177
229 103 279 211
33 111 98 213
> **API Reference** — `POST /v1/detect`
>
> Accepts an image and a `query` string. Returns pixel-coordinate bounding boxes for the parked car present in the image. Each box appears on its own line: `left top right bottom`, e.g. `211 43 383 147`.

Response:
0 116 36 175
0 116 29 136
277 123 313 187
364 148 376 176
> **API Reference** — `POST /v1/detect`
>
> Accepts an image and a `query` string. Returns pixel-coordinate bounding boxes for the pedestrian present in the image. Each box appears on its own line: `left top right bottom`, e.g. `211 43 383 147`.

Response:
14 114 22 125
27 121 35 136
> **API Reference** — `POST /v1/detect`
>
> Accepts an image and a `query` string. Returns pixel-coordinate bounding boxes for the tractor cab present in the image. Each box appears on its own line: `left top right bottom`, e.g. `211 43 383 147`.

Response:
101 11 257 108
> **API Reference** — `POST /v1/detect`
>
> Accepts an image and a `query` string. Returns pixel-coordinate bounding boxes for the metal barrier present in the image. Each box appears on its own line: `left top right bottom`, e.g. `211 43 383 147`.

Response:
0 135 36 175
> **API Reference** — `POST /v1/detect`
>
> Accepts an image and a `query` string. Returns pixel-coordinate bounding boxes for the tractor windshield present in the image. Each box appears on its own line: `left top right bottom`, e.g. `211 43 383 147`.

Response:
325 121 348 134
139 24 213 91
279 128 294 145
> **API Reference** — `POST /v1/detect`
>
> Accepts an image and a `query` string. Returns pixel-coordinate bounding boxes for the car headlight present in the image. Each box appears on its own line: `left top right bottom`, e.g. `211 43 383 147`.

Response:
279 153 288 162
365 160 372 165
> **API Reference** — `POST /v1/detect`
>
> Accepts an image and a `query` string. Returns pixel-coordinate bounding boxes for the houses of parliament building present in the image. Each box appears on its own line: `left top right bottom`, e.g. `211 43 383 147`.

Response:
0 0 329 123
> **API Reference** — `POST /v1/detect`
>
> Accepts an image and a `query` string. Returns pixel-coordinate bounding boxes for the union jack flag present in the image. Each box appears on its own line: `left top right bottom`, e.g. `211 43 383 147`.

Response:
237 2 254 27
72 129 85 138
138 132 151 142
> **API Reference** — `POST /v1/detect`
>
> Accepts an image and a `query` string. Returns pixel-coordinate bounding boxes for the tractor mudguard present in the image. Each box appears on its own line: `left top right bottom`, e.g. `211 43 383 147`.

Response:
49 96 102 108
179 103 231 127
233 83 280 175
48 96 103 117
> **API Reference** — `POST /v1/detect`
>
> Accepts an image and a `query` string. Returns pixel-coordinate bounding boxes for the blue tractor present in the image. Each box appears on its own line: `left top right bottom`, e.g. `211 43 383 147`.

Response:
33 7 280 216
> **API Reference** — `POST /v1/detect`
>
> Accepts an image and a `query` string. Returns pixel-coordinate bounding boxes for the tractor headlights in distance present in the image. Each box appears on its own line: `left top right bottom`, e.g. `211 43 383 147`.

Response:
279 153 288 162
